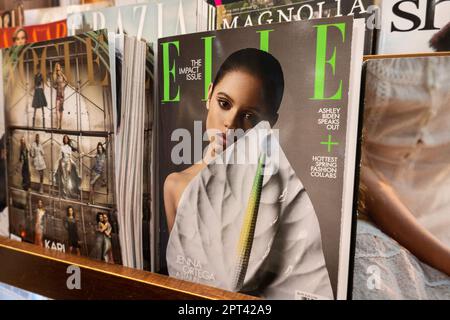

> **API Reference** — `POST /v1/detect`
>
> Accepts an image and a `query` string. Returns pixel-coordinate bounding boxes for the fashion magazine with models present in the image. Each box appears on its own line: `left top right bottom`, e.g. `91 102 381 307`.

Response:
376 0 450 54
156 16 365 299
1 30 122 264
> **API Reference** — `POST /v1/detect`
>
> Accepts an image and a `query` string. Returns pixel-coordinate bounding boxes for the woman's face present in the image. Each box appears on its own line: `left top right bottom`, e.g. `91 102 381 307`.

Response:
97 144 102 154
99 214 104 223
63 136 69 144
206 70 275 152
14 30 27 46
103 214 108 222
68 207 73 217
207 70 266 132
3 14 10 28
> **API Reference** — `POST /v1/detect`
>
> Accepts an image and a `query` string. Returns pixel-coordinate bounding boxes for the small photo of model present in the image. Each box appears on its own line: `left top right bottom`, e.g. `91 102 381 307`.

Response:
51 62 68 130
91 211 115 263
30 61 72 131
53 134 82 199
31 71 47 128
12 28 27 47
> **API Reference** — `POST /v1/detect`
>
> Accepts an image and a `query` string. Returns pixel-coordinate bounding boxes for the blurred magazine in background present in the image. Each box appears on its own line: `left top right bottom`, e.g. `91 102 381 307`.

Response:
376 0 450 54
215 0 377 54
23 0 111 25
0 0 24 28
0 19 67 49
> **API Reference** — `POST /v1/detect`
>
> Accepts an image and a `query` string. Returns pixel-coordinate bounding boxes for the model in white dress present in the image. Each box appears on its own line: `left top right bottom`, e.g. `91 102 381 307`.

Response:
54 136 81 199
34 200 46 247
30 134 46 193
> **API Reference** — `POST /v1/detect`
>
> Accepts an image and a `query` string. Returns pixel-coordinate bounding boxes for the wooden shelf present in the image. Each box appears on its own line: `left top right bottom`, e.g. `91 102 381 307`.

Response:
363 51 450 61
0 237 257 300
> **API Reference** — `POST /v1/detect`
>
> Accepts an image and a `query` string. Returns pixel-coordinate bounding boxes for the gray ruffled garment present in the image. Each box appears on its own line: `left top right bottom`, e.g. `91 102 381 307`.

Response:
166 121 333 299
353 218 450 300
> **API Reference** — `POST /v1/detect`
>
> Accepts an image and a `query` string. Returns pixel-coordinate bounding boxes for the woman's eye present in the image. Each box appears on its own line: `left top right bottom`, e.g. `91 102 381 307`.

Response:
244 112 254 120
218 99 230 110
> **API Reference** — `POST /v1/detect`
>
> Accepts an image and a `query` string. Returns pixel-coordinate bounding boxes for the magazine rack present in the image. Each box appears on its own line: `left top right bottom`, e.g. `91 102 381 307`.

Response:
2 52 449 300
0 237 255 299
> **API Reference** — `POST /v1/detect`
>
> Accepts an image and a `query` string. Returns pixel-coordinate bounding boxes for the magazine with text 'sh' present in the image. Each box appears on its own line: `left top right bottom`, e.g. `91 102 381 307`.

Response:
376 0 450 54
156 16 364 299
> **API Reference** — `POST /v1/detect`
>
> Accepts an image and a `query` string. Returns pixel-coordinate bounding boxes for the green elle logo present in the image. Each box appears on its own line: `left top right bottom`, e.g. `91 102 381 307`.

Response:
160 23 346 103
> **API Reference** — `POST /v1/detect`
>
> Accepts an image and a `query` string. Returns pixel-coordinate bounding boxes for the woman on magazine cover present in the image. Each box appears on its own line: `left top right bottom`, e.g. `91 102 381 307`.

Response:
34 199 46 247
64 206 81 256
52 62 68 130
19 136 30 191
355 55 450 299
102 213 113 263
54 135 81 199
87 142 107 204
164 48 332 299
31 71 47 128
92 212 105 261
92 212 113 263
164 48 282 232
30 133 46 194
12 28 27 46
2 12 11 28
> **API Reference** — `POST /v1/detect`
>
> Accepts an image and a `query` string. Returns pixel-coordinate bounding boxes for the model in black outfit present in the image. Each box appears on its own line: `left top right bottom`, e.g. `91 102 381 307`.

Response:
19 136 30 191
65 206 81 255
32 72 47 128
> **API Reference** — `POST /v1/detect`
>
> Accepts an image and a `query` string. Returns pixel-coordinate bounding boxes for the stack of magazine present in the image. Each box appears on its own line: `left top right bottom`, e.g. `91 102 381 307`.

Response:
0 0 449 300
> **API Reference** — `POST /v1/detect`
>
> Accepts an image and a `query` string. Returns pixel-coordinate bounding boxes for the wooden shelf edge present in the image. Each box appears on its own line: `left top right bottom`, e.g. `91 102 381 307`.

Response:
363 51 450 61
0 237 258 300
